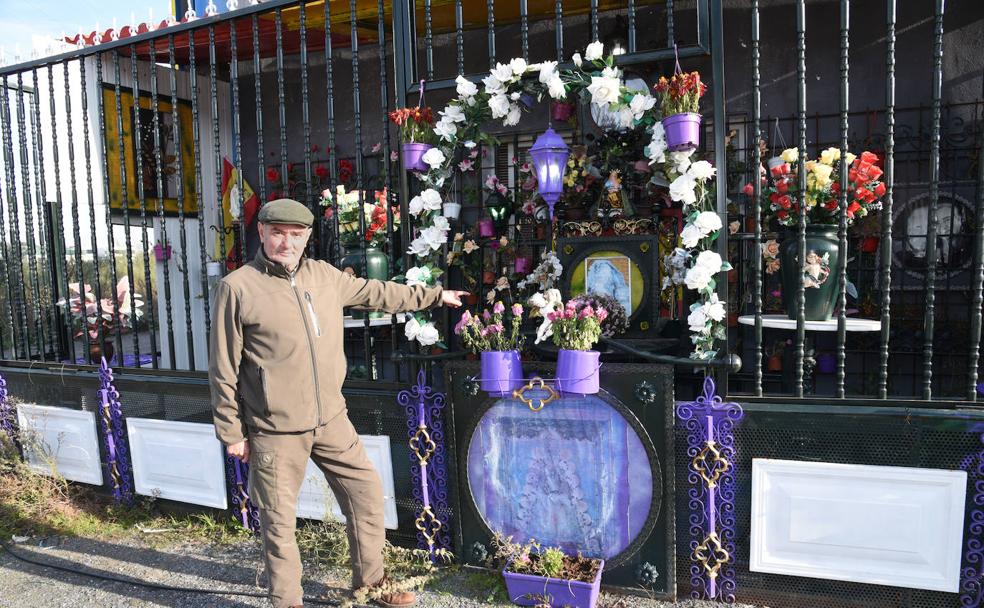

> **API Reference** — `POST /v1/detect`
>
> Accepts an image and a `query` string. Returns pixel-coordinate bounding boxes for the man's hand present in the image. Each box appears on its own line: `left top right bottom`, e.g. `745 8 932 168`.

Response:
440 290 470 308
227 439 249 463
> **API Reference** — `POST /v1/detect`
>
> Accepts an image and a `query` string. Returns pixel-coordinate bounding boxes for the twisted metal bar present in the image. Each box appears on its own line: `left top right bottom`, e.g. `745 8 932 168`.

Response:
751 0 762 396
879 0 896 400
835 0 850 398
794 0 808 397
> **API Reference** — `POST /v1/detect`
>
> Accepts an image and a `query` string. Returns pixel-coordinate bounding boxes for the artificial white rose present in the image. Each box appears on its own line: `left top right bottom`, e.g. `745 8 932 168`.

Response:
680 223 703 248
421 192 443 212
618 107 635 130
684 265 714 291
491 62 514 83
510 57 528 75
416 322 440 346
688 307 709 334
584 40 604 61
482 74 503 94
455 74 478 97
670 150 695 174
420 225 448 250
464 140 477 149
405 266 431 287
489 93 511 119
421 147 446 169
646 123 667 164
547 76 567 100
587 76 622 107
538 60 558 84
404 317 421 341
434 118 457 142
432 215 450 232
409 195 425 216
693 211 723 235
601 65 620 79
704 294 727 322
669 173 698 205
510 91 521 102
407 236 432 257
441 104 466 123
629 93 656 118
695 249 724 273
504 104 522 126
572 52 582 67
688 160 716 181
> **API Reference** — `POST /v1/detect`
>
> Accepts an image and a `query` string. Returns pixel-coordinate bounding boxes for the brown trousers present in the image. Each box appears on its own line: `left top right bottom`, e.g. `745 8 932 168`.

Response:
248 412 386 608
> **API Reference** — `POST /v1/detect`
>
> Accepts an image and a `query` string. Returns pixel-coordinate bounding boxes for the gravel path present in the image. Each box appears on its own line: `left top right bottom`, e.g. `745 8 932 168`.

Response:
0 535 761 608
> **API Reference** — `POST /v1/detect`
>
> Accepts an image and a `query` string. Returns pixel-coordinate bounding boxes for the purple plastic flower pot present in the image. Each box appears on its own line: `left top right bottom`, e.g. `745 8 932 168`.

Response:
502 559 604 608
514 257 532 275
555 349 601 395
481 350 524 396
661 112 702 152
402 142 432 172
551 102 575 122
478 218 495 238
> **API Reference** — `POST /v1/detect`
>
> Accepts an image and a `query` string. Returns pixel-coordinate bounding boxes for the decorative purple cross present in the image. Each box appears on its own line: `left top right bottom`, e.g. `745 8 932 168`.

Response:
398 368 451 556
960 429 984 607
676 376 744 603
97 358 134 505
225 454 260 533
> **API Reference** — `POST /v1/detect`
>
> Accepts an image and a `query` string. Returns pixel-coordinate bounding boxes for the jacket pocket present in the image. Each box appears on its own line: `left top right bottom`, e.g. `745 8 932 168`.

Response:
304 292 322 337
249 450 278 509
258 367 272 417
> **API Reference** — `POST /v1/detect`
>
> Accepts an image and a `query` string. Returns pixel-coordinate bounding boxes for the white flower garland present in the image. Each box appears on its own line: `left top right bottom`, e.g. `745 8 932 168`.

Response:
400 42 727 360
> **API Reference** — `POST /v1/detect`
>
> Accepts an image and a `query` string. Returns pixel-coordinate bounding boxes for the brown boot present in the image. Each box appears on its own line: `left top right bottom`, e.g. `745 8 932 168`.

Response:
370 576 417 608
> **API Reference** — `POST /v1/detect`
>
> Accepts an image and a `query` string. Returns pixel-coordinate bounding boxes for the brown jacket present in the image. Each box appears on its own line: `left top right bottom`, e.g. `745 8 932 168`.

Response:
208 249 443 445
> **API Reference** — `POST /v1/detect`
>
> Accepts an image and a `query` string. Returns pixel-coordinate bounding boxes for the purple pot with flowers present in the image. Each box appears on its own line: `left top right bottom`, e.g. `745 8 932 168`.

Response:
481 350 524 396
502 559 604 608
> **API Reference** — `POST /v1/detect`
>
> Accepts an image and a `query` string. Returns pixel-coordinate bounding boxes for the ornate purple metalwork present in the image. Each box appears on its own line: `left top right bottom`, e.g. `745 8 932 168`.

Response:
225 454 260 533
97 358 133 505
398 368 451 555
676 376 743 603
960 430 984 607
0 371 20 456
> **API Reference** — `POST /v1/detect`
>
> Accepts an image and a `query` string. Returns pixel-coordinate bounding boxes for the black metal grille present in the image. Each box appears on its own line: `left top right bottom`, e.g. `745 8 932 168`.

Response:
675 404 983 608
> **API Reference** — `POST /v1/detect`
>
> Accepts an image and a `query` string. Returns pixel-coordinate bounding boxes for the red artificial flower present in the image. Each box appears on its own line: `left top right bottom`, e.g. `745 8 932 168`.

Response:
831 182 841 194
742 183 754 196
778 210 788 220
311 144 320 153
777 195 792 210
824 199 838 211
266 190 280 202
770 163 789 178
323 206 333 219
859 151 879 165
314 164 329 179
266 167 280 183
873 182 886 197
776 179 789 195
847 201 861 218
769 192 780 203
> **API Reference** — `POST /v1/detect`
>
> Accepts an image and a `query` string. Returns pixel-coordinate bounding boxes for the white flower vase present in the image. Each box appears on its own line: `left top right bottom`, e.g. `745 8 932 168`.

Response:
442 202 461 220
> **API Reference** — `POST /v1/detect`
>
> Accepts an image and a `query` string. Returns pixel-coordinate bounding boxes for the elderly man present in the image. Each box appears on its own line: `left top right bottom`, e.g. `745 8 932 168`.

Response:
209 198 465 608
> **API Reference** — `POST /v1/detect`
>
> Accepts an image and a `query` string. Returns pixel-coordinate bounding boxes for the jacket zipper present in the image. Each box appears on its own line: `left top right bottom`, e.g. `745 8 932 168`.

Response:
304 292 322 337
290 272 324 426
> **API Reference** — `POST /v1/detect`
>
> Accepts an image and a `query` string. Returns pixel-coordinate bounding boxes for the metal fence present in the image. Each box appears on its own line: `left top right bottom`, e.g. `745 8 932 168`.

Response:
0 0 982 404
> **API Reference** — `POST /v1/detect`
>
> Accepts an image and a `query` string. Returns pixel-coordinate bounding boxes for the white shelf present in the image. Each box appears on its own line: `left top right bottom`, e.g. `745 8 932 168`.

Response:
738 314 880 333
343 312 409 329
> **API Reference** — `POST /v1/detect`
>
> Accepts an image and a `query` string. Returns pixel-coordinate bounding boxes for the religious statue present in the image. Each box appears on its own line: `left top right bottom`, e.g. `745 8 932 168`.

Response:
591 169 634 219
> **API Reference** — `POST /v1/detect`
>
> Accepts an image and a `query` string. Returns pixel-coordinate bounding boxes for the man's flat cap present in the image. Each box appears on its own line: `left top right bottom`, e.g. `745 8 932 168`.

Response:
258 198 315 227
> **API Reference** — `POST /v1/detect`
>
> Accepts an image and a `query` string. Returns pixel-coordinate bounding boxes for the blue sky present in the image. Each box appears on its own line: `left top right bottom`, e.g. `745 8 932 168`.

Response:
0 0 174 63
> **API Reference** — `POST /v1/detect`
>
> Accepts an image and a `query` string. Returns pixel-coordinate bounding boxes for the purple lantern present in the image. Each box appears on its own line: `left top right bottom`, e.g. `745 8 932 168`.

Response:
529 127 570 219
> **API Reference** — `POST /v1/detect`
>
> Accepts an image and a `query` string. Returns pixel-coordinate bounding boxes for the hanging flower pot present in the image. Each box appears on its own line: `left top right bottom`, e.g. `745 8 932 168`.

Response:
442 201 461 220
661 112 701 152
480 350 524 396
767 355 783 372
767 156 787 171
478 218 495 238
551 101 575 122
779 225 841 321
402 142 432 172
153 242 172 262
555 349 601 395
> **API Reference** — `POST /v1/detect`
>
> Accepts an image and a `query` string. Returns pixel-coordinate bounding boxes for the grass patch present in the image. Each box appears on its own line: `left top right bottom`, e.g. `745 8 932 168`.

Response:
461 570 510 604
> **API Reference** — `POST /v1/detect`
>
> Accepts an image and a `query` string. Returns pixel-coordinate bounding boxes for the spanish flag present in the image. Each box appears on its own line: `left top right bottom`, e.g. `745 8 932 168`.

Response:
217 158 259 269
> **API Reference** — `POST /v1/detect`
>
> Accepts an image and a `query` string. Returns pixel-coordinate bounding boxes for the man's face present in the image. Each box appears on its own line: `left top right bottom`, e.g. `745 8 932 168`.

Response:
258 222 311 270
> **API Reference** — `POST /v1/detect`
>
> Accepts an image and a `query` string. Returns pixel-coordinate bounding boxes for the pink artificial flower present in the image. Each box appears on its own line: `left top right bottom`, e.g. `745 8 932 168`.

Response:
390 150 399 162
492 301 505 314
496 183 508 196
565 300 577 312
596 308 608 322
459 159 474 172
512 303 523 316
579 305 595 319
482 310 492 321
453 310 472 335
488 323 504 334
